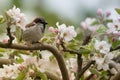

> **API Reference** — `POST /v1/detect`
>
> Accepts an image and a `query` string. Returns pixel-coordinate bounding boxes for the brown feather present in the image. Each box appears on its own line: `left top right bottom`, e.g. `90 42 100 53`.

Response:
25 22 36 28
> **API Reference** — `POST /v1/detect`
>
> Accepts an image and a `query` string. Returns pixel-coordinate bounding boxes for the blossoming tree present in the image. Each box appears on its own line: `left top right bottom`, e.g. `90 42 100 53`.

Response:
0 6 120 80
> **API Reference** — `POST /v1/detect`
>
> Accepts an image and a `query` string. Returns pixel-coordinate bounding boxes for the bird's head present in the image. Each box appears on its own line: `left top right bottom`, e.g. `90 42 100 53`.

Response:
33 17 48 25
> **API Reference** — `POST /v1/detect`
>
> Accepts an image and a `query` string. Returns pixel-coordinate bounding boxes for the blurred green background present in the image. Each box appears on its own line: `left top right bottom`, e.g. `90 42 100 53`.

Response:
0 0 120 31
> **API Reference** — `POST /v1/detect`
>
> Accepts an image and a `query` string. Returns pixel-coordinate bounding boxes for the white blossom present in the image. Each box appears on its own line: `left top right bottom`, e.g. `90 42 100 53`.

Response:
56 22 77 42
81 18 100 32
7 6 27 30
107 20 120 36
94 40 111 54
22 56 37 66
94 53 114 71
0 63 20 79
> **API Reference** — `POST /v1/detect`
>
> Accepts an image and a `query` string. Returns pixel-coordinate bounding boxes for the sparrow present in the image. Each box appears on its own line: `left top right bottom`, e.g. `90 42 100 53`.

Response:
22 17 48 45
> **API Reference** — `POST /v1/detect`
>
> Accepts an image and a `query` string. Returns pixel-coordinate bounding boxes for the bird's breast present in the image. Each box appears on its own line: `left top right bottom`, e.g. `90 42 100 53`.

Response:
22 25 43 43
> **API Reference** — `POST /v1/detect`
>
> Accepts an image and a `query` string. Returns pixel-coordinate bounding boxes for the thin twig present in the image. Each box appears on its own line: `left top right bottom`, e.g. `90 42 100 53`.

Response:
0 42 69 80
77 60 95 79
82 33 91 45
75 33 92 80
0 58 14 67
7 27 14 45
110 46 120 52
85 74 96 80
75 54 83 80
77 54 82 72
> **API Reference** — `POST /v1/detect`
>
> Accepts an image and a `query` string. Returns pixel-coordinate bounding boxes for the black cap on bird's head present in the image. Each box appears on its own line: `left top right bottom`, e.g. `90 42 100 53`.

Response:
33 17 48 33
33 17 48 25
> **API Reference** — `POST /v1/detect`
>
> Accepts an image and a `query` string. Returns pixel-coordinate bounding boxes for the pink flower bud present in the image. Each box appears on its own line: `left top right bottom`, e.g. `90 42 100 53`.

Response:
106 11 111 17
80 22 88 30
29 69 35 76
2 38 8 43
56 39 61 45
92 74 97 79
18 65 25 71
48 26 55 32
113 31 120 36
111 37 115 42
54 28 59 34
97 8 103 16
106 30 112 36
118 17 120 22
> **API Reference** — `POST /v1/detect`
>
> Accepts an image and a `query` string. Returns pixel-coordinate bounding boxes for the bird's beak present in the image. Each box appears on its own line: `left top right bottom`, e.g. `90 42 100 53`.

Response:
45 21 48 24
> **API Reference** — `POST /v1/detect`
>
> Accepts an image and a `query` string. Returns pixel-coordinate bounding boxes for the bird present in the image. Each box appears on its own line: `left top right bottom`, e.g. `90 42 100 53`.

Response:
22 17 48 45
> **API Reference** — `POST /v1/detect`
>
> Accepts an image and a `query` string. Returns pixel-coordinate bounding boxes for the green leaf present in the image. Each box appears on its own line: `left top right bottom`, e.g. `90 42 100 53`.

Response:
16 72 26 80
63 52 76 59
66 39 81 50
91 20 99 25
115 8 120 15
16 58 24 63
81 40 94 53
0 48 5 52
90 68 100 76
100 71 108 76
15 27 23 43
112 39 120 48
105 19 113 23
36 71 48 80
0 53 3 57
13 50 30 56
75 33 84 41
80 76 85 80
97 26 107 33
16 67 29 80
0 15 5 24
49 55 55 61
79 48 91 54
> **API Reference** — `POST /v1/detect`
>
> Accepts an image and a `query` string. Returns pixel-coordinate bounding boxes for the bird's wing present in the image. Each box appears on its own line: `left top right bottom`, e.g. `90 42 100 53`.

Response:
25 22 36 28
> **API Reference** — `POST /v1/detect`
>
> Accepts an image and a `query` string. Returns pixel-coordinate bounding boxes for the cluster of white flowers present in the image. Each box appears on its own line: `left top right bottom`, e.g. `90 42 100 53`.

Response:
0 56 54 80
56 22 77 42
94 40 111 54
0 63 20 79
107 20 120 37
21 56 49 73
6 6 27 30
48 22 77 43
94 40 115 71
80 18 100 32
94 53 114 71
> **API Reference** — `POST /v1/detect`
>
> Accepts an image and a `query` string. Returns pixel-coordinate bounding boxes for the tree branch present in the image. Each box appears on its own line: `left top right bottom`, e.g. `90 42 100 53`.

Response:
110 72 120 80
0 42 69 80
